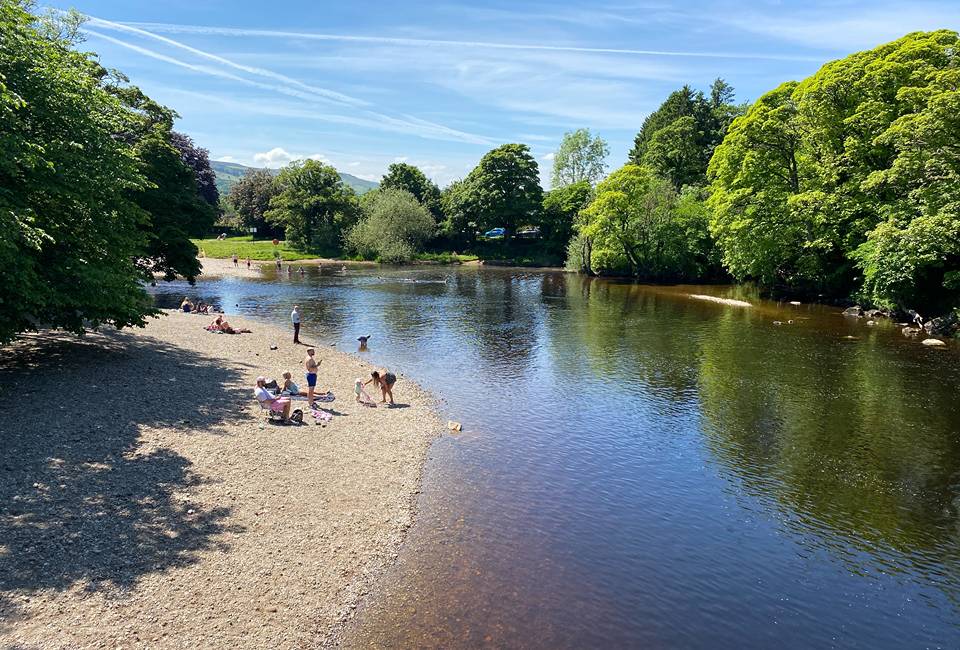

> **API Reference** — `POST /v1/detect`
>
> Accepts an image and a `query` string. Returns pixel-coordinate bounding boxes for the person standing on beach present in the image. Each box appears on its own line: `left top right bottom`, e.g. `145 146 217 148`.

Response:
304 348 320 409
246 257 251 270
232 253 238 268
291 305 302 344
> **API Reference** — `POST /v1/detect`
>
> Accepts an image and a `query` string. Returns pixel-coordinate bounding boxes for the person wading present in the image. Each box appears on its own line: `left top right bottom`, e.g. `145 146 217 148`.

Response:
291 305 302 344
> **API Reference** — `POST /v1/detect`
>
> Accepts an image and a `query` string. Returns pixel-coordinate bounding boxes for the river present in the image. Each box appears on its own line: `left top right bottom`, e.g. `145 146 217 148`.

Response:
153 265 960 648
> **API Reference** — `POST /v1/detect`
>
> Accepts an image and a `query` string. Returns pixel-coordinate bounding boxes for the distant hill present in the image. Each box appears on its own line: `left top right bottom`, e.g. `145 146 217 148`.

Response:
210 160 379 196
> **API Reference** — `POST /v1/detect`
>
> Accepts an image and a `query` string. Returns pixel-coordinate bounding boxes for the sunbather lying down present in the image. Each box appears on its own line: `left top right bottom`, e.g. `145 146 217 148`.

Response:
205 316 251 334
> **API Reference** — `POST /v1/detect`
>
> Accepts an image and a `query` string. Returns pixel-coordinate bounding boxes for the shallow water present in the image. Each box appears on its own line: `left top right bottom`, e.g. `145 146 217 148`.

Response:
154 266 960 648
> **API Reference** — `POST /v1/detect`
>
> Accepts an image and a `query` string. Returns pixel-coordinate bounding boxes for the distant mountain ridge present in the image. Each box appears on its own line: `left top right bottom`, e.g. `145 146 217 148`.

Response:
210 160 379 196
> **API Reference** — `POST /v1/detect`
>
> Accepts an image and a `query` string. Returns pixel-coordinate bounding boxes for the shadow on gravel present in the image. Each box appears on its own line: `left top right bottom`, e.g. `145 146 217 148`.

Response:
0 328 249 631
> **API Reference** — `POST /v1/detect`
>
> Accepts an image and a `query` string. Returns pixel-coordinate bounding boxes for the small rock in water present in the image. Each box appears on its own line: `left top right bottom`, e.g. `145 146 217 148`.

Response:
866 320 876 326
447 421 462 432
773 320 783 326
922 338 947 347
789 301 801 305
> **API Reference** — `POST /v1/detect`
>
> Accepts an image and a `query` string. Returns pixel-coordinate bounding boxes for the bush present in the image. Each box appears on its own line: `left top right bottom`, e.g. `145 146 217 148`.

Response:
346 189 435 263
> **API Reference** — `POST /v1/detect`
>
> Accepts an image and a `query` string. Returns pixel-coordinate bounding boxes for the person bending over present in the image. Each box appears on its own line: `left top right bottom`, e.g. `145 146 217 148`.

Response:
365 370 396 405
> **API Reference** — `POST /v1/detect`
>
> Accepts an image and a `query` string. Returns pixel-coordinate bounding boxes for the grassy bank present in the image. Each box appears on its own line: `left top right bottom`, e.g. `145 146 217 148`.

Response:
194 236 315 261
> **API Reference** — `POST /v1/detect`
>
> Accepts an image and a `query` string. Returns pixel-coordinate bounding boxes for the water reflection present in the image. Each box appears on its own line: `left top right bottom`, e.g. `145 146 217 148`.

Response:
151 267 960 648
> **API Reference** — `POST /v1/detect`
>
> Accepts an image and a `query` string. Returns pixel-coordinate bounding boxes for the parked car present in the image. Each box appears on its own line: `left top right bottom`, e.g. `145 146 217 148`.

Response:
517 226 541 239
483 227 506 240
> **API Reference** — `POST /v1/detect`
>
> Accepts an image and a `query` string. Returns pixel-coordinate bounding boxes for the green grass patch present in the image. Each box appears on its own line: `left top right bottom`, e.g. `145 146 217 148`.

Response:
193 237 314 261
414 252 479 264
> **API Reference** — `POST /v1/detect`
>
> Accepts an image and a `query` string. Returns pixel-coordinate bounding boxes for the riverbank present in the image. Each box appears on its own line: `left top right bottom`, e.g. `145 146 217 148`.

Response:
0 311 441 648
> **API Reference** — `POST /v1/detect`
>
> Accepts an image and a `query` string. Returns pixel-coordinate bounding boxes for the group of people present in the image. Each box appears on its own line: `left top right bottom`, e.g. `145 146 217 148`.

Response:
252 308 398 425
205 315 251 335
232 254 252 270
180 297 211 314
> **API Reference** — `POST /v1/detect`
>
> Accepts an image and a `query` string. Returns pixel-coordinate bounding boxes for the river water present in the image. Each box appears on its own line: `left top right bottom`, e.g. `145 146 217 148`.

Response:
153 265 960 648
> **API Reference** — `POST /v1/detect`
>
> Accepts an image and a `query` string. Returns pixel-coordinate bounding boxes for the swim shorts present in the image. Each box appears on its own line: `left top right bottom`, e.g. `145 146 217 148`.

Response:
306 372 317 387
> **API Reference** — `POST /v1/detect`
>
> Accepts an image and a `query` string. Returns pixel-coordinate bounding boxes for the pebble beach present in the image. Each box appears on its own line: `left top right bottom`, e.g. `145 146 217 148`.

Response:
0 308 441 648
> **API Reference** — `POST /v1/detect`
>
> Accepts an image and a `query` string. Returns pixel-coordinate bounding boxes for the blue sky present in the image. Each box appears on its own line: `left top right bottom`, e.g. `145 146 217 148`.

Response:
55 0 960 188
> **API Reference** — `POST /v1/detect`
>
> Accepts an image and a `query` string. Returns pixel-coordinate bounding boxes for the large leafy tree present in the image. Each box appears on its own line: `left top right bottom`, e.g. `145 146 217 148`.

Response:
227 168 281 237
629 79 742 190
346 188 435 263
0 1 152 342
113 85 218 280
380 162 442 221
265 159 358 254
551 128 609 187
574 165 716 280
541 181 592 254
708 30 960 308
171 131 219 208
461 144 543 234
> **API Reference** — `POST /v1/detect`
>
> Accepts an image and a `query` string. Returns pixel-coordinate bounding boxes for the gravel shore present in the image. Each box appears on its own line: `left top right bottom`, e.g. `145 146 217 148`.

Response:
0 310 441 648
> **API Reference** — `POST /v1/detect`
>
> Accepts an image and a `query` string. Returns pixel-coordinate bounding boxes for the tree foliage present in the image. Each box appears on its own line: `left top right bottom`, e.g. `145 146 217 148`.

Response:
458 144 543 235
629 80 742 190
0 1 153 341
170 131 219 208
265 159 358 254
346 189 435 263
573 165 717 280
380 162 442 221
708 30 960 309
228 168 280 236
541 180 592 254
551 128 609 187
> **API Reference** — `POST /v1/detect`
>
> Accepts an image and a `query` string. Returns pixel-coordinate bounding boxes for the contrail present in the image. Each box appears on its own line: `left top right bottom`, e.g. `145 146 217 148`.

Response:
86 16 368 107
83 30 497 146
123 21 823 62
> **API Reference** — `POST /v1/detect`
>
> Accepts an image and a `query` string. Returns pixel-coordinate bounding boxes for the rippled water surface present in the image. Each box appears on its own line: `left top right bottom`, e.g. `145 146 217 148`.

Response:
154 266 960 648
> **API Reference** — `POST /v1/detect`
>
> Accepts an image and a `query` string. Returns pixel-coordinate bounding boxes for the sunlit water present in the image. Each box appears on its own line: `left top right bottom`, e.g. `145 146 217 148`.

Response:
152 266 960 648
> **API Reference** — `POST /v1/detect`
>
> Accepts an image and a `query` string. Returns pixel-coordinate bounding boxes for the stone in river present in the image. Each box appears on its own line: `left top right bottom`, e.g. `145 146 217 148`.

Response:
922 338 947 347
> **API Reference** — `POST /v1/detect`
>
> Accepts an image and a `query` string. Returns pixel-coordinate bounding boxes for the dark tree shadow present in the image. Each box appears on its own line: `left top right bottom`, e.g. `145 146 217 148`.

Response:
0 329 249 632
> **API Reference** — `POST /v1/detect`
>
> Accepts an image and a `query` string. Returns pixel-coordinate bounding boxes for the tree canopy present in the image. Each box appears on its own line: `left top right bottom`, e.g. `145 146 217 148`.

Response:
265 159 358 254
574 165 717 280
629 79 742 190
551 129 609 187
346 188 435 263
460 144 543 235
228 168 281 237
708 30 960 309
1 2 150 341
380 162 442 221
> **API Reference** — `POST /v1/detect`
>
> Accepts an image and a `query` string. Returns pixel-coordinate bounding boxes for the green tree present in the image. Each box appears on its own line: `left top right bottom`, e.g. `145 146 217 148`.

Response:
380 162 442 221
541 180 592 254
629 80 742 190
551 128 609 187
574 164 715 279
462 144 543 234
708 30 960 308
228 168 280 237
346 189 435 263
439 179 473 245
112 85 218 280
265 159 358 254
0 1 152 341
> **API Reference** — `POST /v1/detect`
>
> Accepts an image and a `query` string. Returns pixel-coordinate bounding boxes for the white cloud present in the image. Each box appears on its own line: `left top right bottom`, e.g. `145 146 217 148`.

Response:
218 155 237 163
541 152 556 161
253 147 297 166
393 156 409 163
348 161 362 167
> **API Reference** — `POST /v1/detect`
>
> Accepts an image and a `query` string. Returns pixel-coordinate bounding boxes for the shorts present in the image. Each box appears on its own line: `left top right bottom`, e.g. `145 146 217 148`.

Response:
306 372 317 387
270 398 290 412
383 373 396 387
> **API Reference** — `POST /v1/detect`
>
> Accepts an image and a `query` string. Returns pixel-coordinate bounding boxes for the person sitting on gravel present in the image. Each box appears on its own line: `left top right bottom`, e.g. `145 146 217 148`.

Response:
180 297 194 313
281 371 309 397
255 376 293 421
